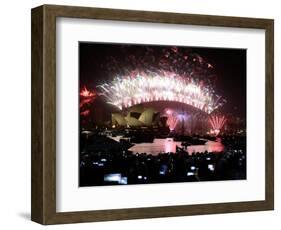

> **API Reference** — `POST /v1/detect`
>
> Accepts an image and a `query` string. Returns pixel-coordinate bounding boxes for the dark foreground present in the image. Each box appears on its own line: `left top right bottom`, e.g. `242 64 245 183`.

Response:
79 133 246 186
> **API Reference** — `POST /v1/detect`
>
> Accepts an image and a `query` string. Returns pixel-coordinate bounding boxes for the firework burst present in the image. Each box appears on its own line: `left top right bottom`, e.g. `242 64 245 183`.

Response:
97 72 224 114
80 86 96 116
208 114 227 135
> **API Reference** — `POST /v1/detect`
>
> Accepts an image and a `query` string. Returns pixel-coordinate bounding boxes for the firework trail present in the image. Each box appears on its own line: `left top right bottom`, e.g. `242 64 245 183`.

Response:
208 114 227 135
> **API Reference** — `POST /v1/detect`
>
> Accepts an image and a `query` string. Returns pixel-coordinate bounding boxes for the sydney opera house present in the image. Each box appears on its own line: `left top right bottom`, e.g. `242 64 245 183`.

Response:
111 105 161 128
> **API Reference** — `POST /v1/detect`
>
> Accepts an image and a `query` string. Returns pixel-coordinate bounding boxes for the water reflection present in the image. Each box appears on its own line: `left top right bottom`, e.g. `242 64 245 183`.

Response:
128 138 224 155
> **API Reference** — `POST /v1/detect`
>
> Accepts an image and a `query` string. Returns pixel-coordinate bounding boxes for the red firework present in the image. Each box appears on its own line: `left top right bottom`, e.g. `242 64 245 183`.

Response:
80 86 96 98
80 86 96 116
208 115 227 135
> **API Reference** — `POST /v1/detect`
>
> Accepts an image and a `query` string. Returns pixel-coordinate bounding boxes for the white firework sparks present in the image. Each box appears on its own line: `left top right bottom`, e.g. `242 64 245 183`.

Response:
98 73 224 114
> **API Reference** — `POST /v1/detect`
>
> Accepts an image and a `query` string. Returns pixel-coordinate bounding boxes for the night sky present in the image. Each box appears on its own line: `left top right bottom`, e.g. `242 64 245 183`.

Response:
79 42 246 118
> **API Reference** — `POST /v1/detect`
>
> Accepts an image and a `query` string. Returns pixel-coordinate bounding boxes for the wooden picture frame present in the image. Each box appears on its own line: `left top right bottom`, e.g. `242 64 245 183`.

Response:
31 4 274 225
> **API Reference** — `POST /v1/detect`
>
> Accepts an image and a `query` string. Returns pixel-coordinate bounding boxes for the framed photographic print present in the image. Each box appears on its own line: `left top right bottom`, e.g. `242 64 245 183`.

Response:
31 4 274 225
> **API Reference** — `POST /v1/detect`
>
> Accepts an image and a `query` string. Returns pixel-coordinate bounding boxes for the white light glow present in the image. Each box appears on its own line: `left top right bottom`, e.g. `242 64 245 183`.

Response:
98 74 224 114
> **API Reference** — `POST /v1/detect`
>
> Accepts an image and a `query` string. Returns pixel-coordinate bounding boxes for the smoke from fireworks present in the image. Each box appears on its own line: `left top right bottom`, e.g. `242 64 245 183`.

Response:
100 45 219 87
208 115 227 135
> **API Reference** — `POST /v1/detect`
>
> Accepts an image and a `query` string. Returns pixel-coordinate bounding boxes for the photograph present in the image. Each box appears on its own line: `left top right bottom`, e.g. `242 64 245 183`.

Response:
79 43 247 186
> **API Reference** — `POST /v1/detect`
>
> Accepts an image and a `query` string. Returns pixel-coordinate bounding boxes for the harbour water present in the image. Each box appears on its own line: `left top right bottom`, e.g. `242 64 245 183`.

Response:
128 138 224 155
